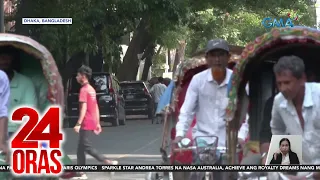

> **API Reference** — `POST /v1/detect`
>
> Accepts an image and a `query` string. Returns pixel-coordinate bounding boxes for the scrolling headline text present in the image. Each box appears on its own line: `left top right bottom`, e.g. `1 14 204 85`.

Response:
1 165 320 172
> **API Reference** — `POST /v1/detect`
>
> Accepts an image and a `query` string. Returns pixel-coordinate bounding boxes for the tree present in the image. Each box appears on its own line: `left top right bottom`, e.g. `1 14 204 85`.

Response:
140 44 160 81
13 0 140 67
137 25 189 80
157 25 189 72
116 0 190 81
184 0 316 56
151 52 166 77
116 0 248 80
9 0 316 81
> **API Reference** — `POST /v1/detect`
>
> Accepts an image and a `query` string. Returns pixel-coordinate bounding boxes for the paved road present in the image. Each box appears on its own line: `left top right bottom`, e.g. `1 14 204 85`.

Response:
63 118 163 180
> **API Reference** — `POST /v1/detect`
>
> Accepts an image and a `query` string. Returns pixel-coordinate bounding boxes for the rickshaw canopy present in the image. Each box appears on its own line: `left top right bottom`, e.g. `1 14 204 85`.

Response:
0 34 64 107
0 34 72 179
226 26 320 121
171 57 207 110
173 57 207 83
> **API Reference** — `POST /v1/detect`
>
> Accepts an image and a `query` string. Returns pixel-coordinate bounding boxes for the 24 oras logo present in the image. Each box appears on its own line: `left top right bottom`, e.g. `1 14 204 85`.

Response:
262 11 299 28
9 106 65 177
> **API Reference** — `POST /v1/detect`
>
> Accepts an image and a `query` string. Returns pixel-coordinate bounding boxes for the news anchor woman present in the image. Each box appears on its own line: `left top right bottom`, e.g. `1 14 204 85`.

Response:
269 138 300 165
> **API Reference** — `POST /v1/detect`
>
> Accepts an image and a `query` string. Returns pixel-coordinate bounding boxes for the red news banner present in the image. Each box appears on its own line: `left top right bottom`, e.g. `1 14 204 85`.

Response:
1 165 320 172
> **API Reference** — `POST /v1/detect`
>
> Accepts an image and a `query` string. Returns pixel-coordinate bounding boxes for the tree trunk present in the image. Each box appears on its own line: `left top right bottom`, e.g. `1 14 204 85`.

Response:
172 40 187 75
60 47 69 89
84 53 90 65
117 19 152 81
141 44 159 81
109 56 113 73
103 61 109 73
167 49 171 71
141 58 152 81
89 47 104 72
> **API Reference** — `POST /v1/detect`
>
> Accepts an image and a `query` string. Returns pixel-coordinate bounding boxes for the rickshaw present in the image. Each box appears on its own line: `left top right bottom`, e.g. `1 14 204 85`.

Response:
226 26 320 179
0 34 75 179
146 51 243 180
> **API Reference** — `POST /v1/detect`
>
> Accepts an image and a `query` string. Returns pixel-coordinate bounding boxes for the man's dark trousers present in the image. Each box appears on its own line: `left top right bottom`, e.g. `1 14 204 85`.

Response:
77 129 106 165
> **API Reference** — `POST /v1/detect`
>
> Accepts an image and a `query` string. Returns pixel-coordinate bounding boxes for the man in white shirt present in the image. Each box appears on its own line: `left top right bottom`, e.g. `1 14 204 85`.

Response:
0 70 9 155
270 56 320 179
150 77 167 124
174 39 248 168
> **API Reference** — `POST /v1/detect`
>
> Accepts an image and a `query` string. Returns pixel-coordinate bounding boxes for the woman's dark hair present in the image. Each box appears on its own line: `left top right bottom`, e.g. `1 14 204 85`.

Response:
279 138 292 152
77 65 92 80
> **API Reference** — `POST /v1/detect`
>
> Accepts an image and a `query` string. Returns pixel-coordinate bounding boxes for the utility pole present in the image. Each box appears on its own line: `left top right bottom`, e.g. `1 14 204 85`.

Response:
0 0 4 32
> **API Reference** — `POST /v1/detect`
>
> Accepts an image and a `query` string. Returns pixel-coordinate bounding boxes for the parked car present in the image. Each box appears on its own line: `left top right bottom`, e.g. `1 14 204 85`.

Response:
66 73 126 127
120 81 154 119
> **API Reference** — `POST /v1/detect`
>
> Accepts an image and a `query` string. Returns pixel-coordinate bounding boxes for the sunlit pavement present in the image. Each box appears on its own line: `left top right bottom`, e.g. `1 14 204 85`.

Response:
63 116 163 179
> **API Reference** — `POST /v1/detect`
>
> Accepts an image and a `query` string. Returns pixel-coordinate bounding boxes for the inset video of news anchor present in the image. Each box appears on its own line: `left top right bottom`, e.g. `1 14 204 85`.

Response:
265 135 302 165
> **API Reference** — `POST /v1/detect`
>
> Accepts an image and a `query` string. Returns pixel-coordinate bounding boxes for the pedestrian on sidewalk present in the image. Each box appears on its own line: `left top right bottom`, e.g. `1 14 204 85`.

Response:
149 77 167 124
73 65 118 179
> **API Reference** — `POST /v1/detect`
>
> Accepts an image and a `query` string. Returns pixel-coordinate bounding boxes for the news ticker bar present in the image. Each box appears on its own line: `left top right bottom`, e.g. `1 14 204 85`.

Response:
2 165 320 172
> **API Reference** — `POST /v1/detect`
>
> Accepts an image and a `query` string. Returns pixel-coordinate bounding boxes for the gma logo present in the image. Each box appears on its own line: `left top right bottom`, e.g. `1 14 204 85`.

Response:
262 17 294 28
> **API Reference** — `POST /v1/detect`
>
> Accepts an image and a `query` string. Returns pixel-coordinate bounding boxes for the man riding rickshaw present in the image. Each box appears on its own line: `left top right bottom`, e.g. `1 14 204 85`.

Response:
226 26 320 180
146 42 246 180
0 34 75 179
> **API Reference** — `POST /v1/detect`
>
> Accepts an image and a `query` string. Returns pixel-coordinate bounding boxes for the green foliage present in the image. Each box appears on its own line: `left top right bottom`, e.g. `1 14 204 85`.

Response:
151 52 166 77
219 11 267 46
13 0 193 66
184 0 316 56
14 0 140 65
11 0 316 71
158 25 189 49
152 52 166 69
